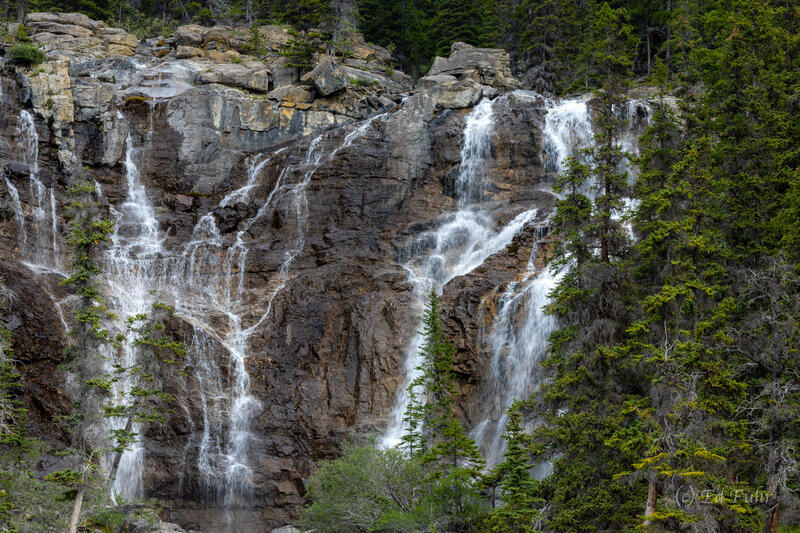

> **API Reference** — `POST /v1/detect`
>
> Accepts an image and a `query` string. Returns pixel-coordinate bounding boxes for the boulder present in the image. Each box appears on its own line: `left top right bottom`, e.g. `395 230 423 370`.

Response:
417 73 458 90
255 25 292 53
428 79 488 110
25 12 137 57
197 62 271 92
174 24 289 57
427 41 521 92
119 519 188 533
267 85 314 104
174 25 205 48
270 56 300 88
175 45 204 59
343 32 393 64
300 57 349 96
271 527 301 533
341 65 407 94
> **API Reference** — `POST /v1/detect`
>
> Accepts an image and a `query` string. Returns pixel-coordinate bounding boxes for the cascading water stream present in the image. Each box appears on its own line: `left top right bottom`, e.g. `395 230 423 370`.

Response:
106 132 166 499
168 113 389 529
9 110 62 272
470 98 592 464
90 107 389 528
472 97 650 465
383 98 538 447
3 173 26 248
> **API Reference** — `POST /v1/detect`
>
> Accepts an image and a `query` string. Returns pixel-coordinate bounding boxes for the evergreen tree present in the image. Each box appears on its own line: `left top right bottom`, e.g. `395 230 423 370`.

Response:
432 0 494 57
483 401 541 533
402 289 486 532
48 179 184 533
514 0 562 94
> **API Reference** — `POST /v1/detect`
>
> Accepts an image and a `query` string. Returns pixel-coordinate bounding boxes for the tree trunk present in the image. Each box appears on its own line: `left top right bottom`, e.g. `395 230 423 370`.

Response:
763 437 780 533
17 0 27 23
643 470 658 527
764 503 778 533
332 0 359 34
665 0 672 67
67 485 85 533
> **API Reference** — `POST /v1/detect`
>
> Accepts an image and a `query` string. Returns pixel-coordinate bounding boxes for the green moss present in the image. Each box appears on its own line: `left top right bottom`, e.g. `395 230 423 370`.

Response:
350 77 377 88
124 95 151 105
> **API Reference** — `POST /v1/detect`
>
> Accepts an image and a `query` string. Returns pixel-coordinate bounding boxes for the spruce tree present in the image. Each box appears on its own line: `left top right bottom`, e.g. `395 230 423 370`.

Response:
402 289 485 532
484 401 541 533
0 284 25 447
530 5 646 530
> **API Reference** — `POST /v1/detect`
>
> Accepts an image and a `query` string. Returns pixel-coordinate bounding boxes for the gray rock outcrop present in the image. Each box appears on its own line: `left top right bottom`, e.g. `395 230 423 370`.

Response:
425 41 521 92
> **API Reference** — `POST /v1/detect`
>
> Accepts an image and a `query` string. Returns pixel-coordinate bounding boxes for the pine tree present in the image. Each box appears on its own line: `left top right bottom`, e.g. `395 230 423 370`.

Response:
484 401 542 533
529 5 647 530
48 178 184 533
402 289 486 531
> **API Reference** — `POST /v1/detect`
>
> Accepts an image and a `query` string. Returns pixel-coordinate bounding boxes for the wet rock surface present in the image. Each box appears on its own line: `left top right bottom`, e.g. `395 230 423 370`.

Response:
0 13 582 532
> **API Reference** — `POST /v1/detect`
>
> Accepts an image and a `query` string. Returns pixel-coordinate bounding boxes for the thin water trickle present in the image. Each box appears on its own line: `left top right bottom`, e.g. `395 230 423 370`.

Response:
89 109 389 527
10 110 62 272
106 132 165 500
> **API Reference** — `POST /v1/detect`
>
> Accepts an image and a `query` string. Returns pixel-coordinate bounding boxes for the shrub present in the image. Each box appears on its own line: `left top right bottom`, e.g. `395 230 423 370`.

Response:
6 44 46 67
14 26 31 42
301 443 428 533
280 29 325 73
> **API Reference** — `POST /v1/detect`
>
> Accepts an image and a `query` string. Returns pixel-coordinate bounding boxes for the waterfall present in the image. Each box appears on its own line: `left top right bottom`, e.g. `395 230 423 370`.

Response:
468 98 590 464
472 235 561 467
10 110 62 272
472 97 650 465
88 106 388 527
105 132 165 500
3 174 26 248
542 97 594 178
383 98 538 447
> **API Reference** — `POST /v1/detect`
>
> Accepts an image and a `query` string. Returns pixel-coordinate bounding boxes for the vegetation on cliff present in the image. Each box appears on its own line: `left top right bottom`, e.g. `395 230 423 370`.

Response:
0 0 798 531
301 1 800 532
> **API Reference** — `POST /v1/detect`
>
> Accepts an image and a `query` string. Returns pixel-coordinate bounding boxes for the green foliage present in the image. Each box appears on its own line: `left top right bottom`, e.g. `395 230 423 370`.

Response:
301 442 428 533
279 28 325 73
5 43 45 67
13 25 31 42
0 294 25 447
84 506 126 532
359 0 498 77
0 443 72 532
45 469 84 487
483 402 542 533
401 289 487 531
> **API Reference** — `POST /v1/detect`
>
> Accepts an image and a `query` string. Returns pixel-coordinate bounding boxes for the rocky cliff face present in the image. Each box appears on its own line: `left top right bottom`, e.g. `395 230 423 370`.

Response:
0 14 649 532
